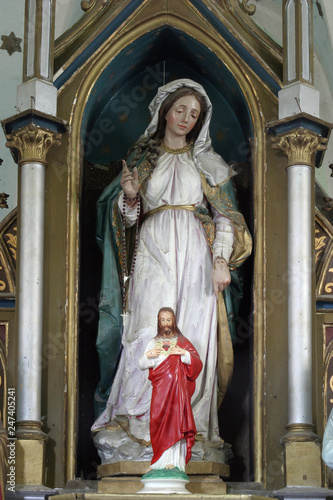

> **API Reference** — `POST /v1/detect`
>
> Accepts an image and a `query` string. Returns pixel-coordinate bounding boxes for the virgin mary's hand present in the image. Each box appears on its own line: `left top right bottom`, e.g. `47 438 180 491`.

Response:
212 257 231 296
120 160 139 200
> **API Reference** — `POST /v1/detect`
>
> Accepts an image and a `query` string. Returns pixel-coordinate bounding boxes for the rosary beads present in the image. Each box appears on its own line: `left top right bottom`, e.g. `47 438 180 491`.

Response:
122 193 141 314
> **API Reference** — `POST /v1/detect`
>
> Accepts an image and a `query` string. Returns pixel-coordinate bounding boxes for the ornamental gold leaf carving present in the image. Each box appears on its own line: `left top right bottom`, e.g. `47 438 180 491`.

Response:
81 0 97 11
5 124 62 164
81 0 118 12
240 0 256 15
315 233 327 264
315 234 327 251
271 128 328 166
5 232 17 262
325 268 333 294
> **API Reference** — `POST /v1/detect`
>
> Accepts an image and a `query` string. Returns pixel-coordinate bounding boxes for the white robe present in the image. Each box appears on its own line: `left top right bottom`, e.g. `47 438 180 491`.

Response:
92 151 234 444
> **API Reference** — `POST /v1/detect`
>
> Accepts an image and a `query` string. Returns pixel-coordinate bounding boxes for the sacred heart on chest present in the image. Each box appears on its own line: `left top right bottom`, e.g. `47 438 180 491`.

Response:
162 340 171 351
156 338 177 356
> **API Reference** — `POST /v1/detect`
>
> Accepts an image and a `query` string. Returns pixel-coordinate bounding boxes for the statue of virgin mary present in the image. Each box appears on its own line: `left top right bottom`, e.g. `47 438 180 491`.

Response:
91 79 252 463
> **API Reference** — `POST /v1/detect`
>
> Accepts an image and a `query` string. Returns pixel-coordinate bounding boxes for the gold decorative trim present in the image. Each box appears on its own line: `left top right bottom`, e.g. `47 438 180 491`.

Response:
222 0 282 66
5 124 62 166
271 128 328 168
0 323 8 366
16 420 48 442
54 0 135 71
81 0 98 12
0 208 17 296
55 0 282 94
322 321 333 487
240 0 256 16
281 423 320 444
160 141 193 154
63 8 266 486
0 337 7 426
323 322 333 437
315 210 333 297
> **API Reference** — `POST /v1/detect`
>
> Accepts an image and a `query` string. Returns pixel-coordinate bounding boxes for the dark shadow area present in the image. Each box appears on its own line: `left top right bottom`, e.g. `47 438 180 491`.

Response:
77 162 120 479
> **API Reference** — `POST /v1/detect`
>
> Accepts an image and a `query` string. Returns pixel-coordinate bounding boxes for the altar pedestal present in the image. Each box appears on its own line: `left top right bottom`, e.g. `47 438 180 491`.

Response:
97 461 229 495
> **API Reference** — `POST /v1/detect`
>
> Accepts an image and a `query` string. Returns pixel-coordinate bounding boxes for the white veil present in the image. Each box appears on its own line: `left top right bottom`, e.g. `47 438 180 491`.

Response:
142 78 234 186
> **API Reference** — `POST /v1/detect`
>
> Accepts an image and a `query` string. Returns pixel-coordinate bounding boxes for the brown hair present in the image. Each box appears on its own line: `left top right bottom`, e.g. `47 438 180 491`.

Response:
126 86 206 170
153 87 206 143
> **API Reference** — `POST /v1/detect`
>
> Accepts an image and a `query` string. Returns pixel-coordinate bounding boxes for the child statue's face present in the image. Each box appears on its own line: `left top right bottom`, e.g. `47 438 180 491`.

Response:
164 95 201 140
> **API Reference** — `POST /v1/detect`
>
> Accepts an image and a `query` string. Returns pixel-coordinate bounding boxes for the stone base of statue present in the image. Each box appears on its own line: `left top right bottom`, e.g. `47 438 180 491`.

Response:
98 472 228 495
97 463 229 495
98 460 229 479
139 468 190 495
93 423 231 495
93 426 232 468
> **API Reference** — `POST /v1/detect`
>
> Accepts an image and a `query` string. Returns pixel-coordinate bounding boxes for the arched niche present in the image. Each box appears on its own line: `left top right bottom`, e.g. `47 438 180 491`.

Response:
64 18 265 485
81 28 252 164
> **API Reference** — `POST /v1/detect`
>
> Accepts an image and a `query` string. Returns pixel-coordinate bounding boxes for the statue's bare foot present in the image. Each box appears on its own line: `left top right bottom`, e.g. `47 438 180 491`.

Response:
145 466 152 473
166 464 175 469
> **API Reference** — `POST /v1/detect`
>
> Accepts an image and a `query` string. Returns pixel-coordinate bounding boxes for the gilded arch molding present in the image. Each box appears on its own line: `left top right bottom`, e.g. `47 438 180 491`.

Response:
62 11 268 484
54 0 282 88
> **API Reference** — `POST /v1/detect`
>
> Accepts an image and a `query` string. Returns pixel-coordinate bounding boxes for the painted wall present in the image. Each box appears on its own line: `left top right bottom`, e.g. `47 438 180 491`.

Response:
0 0 83 224
55 0 84 39
0 1 24 220
251 0 333 197
0 1 333 215
314 0 333 195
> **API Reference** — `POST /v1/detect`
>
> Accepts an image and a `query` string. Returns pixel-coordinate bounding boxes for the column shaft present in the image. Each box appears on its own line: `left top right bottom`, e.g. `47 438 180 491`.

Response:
287 164 313 425
17 162 45 422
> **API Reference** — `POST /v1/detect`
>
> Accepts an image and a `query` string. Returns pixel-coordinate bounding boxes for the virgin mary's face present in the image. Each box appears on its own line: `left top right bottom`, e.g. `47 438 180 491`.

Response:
164 95 201 140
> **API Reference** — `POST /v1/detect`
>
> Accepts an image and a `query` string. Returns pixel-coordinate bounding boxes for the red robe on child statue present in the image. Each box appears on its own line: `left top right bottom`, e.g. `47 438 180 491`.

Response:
147 335 203 467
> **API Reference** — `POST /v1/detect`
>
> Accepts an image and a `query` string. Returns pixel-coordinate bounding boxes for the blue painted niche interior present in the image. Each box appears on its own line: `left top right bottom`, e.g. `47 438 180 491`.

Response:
82 27 253 165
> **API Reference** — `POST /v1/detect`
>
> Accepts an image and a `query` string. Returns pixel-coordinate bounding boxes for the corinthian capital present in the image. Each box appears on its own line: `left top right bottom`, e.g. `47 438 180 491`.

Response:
5 124 62 166
271 128 328 167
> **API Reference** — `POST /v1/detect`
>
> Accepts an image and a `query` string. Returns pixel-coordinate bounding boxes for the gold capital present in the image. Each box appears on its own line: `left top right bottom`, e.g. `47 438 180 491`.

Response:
271 127 327 167
5 124 62 166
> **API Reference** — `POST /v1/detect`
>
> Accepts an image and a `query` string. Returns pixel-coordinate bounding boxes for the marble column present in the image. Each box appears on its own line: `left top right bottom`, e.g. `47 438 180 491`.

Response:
271 0 330 488
3 124 62 486
271 126 328 487
1 0 63 486
272 128 327 425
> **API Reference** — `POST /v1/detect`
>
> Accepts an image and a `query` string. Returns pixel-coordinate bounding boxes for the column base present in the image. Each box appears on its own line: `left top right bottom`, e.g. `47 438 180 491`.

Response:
281 424 322 487
15 421 48 485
